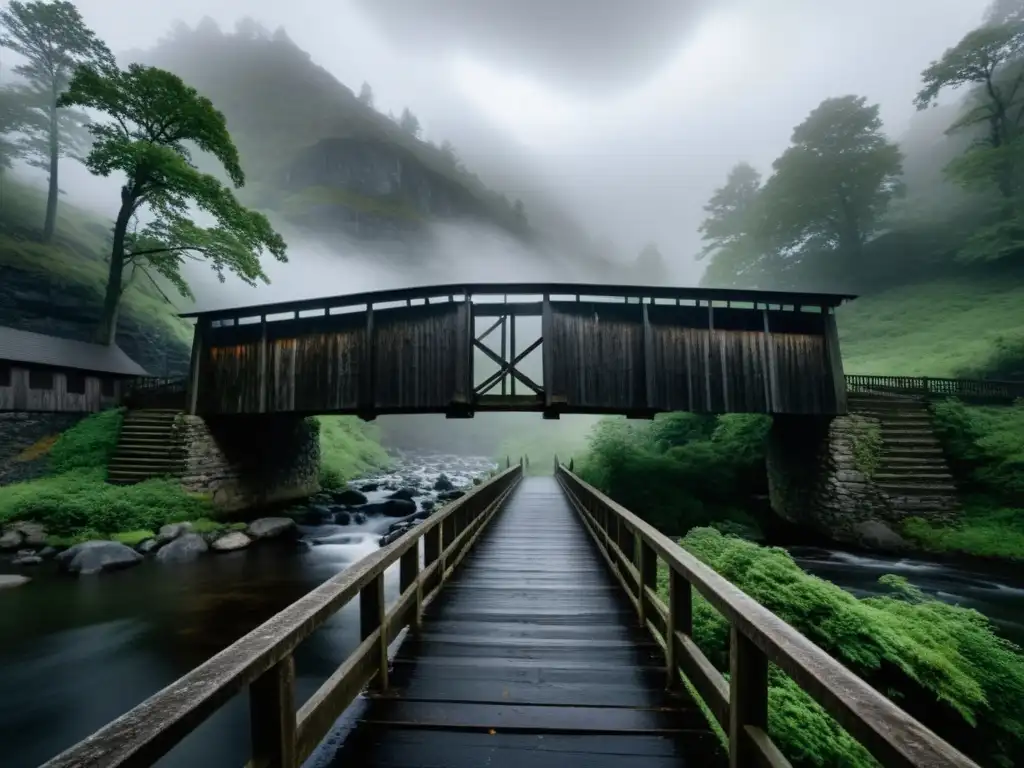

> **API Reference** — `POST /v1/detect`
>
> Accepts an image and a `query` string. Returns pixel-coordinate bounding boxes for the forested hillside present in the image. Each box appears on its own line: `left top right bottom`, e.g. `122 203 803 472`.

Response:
697 1 1024 379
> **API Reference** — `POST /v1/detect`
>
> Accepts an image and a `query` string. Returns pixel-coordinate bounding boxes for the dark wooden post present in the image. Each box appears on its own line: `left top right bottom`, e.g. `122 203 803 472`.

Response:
638 539 657 627
186 318 207 415
666 569 692 689
249 656 296 768
360 573 388 691
400 545 421 630
729 626 769 768
821 306 846 414
258 315 268 413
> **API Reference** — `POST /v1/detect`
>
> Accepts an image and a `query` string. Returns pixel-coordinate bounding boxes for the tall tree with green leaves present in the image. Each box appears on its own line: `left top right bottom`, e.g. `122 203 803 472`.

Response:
58 62 288 345
761 96 903 267
696 162 772 287
0 0 112 242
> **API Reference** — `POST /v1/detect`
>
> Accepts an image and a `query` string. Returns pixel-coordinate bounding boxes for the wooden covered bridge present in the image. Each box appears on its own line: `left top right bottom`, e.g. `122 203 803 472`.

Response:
45 464 978 768
177 282 854 419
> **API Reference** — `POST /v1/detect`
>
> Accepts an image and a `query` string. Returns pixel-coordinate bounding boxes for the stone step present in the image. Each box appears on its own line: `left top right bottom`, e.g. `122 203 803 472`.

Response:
874 471 954 483
120 424 176 433
882 436 941 447
878 482 958 495
116 437 175 448
113 447 184 459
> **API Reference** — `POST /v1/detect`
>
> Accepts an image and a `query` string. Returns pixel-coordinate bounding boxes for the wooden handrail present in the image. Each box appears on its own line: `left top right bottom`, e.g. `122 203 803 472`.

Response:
555 464 980 768
846 374 1024 402
40 465 523 768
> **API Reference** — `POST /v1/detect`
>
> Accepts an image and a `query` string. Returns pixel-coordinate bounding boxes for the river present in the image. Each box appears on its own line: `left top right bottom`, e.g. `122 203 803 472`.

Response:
1 459 1022 767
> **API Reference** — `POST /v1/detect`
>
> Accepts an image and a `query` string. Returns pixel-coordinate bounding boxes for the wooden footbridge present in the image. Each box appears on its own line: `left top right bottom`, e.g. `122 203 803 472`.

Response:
44 465 978 768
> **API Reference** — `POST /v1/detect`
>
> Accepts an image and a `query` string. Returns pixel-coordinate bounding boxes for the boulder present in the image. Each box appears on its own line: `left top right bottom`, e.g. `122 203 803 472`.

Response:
362 499 417 518
358 482 380 492
332 488 368 506
433 474 455 492
13 554 42 566
0 529 23 550
419 499 436 513
10 522 47 547
157 522 193 545
0 574 30 590
335 511 351 526
353 512 367 525
37 546 57 559
387 487 418 502
852 520 908 552
56 541 143 576
247 517 298 540
155 533 209 563
438 489 465 502
211 531 252 552
136 538 160 555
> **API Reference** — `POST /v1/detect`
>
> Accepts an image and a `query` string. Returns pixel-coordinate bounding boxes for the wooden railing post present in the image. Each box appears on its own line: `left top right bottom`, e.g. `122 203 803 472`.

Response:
423 524 440 595
249 656 297 768
729 626 769 768
400 545 421 630
360 573 388 692
638 539 656 627
666 568 692 690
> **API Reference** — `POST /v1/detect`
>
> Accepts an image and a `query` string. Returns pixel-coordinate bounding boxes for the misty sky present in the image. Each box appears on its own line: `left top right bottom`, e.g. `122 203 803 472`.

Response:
54 1 992 288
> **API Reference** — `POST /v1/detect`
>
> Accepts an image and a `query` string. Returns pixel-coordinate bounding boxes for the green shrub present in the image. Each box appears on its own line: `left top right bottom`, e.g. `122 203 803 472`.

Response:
317 416 390 485
574 412 770 535
49 409 124 474
848 417 883 478
0 468 212 535
671 528 1024 767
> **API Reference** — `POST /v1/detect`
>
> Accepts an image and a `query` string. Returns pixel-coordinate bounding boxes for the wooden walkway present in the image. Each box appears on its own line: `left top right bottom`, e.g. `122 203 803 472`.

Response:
329 476 726 767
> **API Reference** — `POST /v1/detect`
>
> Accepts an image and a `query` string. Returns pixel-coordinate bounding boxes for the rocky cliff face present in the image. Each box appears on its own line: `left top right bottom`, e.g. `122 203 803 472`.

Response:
277 137 499 238
0 265 191 377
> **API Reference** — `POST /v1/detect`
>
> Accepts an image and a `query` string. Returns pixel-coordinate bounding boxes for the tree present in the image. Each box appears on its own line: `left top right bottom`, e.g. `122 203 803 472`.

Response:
0 1 113 242
358 81 374 108
399 107 421 138
58 63 288 345
635 242 668 282
0 86 35 169
761 96 903 266
439 139 457 164
696 163 773 287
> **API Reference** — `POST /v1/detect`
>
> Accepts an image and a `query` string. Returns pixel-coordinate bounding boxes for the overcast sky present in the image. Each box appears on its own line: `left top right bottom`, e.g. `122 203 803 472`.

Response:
60 0 991 286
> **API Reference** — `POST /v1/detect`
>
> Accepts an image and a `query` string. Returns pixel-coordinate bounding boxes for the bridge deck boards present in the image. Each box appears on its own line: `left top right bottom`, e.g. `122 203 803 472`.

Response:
328 477 726 767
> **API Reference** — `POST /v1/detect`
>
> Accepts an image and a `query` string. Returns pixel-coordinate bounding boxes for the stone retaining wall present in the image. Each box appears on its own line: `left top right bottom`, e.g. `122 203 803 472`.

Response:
175 414 319 512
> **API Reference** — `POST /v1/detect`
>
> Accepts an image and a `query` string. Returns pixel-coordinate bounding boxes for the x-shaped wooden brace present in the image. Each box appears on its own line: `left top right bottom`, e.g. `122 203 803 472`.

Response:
472 315 544 395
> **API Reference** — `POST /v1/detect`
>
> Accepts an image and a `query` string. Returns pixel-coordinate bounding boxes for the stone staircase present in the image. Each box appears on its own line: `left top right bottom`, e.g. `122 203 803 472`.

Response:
107 409 185 486
847 394 959 518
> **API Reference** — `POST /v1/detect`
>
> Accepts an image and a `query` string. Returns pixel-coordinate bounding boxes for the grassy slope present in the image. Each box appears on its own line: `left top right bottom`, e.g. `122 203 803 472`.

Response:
316 416 391 488
0 175 192 347
837 271 1024 377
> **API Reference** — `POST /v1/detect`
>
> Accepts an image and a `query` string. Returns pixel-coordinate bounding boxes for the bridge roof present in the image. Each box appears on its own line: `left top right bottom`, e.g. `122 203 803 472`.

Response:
179 282 857 321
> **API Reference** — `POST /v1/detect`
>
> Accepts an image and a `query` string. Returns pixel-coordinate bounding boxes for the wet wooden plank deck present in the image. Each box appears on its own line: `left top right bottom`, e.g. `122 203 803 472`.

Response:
328 476 726 767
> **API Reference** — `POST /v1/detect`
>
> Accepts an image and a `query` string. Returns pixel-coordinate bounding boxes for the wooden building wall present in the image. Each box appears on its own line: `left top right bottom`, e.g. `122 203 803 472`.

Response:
197 303 473 416
0 363 122 413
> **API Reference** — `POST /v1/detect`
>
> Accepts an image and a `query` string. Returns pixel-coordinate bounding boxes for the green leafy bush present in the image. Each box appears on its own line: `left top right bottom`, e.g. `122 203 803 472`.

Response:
0 468 212 535
575 412 770 534
671 529 1024 767
49 409 124 474
317 416 390 486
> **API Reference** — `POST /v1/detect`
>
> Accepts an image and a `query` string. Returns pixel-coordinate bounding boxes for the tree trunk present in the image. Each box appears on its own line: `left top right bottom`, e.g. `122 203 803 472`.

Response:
41 102 59 243
97 196 133 346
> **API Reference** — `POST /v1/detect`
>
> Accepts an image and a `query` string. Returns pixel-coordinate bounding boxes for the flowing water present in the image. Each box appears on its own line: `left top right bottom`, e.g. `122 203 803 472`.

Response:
0 459 1021 767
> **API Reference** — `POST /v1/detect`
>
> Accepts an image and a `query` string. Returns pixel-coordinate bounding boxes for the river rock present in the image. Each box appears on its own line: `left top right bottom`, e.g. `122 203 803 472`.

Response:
420 499 436 513
332 488 368 506
335 511 351 526
433 474 454 491
358 482 380 492
13 554 42 566
852 520 908 552
438 489 465 502
0 574 30 589
157 522 193 544
57 541 142 576
247 517 298 540
387 487 418 502
211 531 251 552
354 512 367 525
136 538 160 554
156 533 209 563
37 546 57 559
0 529 23 550
9 522 47 547
362 499 417 518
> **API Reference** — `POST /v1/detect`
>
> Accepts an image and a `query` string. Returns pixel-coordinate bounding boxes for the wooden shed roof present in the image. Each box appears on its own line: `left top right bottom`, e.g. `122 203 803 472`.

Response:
0 325 150 377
